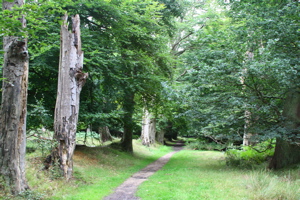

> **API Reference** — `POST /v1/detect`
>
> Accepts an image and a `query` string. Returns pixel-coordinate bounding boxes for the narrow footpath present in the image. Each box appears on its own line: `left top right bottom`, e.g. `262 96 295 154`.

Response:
103 141 184 200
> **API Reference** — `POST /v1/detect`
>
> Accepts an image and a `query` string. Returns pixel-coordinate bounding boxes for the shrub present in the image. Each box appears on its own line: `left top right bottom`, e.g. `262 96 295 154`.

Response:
132 135 140 139
17 190 45 200
225 141 275 169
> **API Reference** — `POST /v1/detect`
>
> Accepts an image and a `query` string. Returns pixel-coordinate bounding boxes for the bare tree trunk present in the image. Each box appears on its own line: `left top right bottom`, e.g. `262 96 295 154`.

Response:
243 110 254 146
99 126 112 143
141 109 156 146
242 52 256 146
0 0 29 195
269 90 300 169
53 14 88 180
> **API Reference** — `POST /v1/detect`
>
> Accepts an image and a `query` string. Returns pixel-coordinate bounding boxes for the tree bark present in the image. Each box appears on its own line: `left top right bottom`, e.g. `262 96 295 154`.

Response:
120 91 135 152
0 0 29 195
53 14 88 180
156 129 165 144
99 126 112 143
141 109 156 146
243 110 255 146
269 90 300 169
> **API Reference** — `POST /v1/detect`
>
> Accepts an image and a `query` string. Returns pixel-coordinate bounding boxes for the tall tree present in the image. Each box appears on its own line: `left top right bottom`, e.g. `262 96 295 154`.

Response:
269 91 300 169
226 0 300 168
53 14 88 180
175 0 300 168
0 0 29 194
66 0 173 152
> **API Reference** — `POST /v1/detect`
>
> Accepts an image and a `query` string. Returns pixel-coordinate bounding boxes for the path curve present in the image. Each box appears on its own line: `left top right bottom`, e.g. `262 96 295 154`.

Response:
103 143 184 200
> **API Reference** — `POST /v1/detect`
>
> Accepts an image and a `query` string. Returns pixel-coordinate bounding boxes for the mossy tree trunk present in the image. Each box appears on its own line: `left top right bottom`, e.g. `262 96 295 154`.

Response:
269 90 300 169
53 14 88 180
0 0 29 195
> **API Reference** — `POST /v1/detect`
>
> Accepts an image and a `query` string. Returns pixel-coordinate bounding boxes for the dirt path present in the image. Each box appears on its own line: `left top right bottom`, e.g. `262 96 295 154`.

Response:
103 142 184 200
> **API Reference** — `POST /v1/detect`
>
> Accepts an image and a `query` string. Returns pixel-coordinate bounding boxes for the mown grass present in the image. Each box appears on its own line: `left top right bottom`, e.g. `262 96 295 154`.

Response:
24 139 172 200
136 150 300 200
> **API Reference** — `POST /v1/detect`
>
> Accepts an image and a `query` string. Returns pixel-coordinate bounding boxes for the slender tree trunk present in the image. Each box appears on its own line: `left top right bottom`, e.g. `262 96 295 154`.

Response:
0 0 29 195
269 90 300 169
243 110 254 146
242 52 256 146
121 91 135 152
53 14 88 180
141 109 156 146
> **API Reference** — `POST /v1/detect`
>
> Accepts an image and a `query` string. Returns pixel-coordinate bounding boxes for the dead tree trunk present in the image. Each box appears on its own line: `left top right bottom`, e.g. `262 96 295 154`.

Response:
53 14 88 180
141 109 156 146
0 0 29 195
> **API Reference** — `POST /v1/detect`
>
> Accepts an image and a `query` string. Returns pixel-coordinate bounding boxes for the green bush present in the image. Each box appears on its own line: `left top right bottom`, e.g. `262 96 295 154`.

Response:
132 135 140 139
17 190 45 200
26 129 57 157
225 141 275 169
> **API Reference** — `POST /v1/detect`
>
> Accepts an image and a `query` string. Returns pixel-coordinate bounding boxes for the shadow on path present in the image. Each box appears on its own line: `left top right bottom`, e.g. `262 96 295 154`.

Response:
103 141 185 200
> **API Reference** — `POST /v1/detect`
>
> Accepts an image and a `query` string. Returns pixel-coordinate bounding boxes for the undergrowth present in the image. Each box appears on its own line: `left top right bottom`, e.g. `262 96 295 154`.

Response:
225 140 275 169
185 140 226 151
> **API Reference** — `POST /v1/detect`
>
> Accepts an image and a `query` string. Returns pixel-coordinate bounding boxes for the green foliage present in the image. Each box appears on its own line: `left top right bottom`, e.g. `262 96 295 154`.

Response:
186 141 226 151
0 175 10 198
27 130 57 157
167 0 300 144
27 98 52 130
132 135 140 140
17 190 45 200
225 141 275 169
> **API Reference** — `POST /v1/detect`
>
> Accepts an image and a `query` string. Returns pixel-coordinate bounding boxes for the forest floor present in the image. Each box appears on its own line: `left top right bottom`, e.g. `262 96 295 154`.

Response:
103 141 185 200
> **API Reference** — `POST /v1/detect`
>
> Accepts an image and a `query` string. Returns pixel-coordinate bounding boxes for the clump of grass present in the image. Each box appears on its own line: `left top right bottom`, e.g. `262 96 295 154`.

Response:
245 170 300 200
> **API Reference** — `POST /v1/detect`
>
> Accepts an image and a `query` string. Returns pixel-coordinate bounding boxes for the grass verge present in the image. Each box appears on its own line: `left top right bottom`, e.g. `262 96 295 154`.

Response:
136 150 300 200
24 139 172 200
